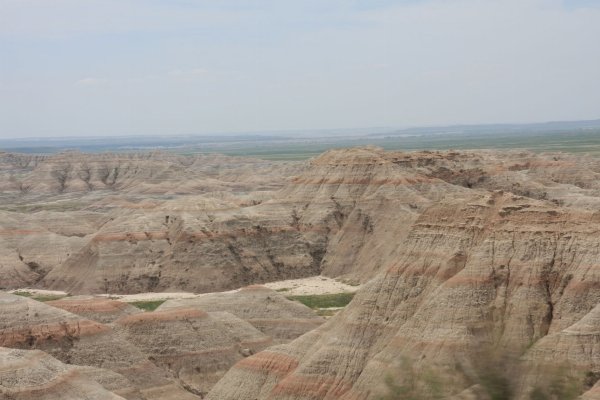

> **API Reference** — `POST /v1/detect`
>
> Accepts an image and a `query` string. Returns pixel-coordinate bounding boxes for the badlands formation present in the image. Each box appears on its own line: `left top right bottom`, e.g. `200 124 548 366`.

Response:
1 147 600 398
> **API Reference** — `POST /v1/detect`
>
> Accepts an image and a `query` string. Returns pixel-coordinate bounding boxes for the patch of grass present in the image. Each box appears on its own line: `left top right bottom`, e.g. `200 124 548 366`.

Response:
33 294 68 302
12 291 67 302
338 278 361 287
130 300 166 312
287 292 355 309
12 291 33 298
316 309 339 317
275 287 290 292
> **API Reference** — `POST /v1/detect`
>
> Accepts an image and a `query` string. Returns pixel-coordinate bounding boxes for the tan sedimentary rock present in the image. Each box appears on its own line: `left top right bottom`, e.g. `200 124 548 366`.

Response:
4 148 600 295
0 347 125 400
208 188 600 399
0 292 110 349
158 286 324 343
113 307 272 396
45 296 142 323
40 203 327 294
0 151 307 293
0 292 290 398
0 210 96 289
0 293 175 398
5 147 600 398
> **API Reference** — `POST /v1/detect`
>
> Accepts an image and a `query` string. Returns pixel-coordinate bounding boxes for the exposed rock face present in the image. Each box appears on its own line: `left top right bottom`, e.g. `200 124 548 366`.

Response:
0 210 98 289
0 287 322 399
0 292 178 399
0 151 308 293
206 150 600 400
33 146 465 294
158 286 324 343
5 147 600 398
114 307 272 396
0 151 302 195
45 296 142 323
39 204 326 294
0 347 125 400
7 147 600 295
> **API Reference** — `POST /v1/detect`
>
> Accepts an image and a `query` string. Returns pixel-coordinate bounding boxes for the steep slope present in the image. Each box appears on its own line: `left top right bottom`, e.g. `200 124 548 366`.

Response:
0 210 99 289
208 191 600 399
114 307 272 397
279 147 466 281
0 292 274 398
45 296 142 323
0 289 326 398
5 147 600 398
40 204 326 294
9 148 600 294
0 347 125 400
0 151 303 195
158 286 324 343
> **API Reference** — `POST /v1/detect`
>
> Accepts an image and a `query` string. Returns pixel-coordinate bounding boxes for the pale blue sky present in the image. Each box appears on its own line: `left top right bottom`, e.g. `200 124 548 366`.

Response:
0 0 599 138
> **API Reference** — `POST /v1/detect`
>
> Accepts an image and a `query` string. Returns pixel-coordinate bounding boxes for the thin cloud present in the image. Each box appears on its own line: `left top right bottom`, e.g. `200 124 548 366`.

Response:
75 78 107 86
1 0 599 137
168 68 209 77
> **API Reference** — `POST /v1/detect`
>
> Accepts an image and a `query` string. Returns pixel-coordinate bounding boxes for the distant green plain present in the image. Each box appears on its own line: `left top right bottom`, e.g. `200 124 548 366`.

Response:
188 130 600 160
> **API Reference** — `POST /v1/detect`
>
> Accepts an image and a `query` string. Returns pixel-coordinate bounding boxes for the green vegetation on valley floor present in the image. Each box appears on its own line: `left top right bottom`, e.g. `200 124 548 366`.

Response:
129 300 166 311
286 292 355 309
12 291 67 302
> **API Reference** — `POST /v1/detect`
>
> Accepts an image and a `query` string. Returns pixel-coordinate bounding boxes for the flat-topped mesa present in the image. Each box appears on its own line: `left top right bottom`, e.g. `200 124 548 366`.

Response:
207 191 600 400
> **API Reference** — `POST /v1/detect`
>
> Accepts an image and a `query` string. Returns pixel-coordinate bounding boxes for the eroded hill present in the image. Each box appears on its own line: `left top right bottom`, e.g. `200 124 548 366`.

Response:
3 147 600 399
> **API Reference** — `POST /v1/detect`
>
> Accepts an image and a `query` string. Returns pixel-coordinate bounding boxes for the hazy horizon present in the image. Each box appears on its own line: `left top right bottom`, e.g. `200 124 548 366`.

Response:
2 0 600 139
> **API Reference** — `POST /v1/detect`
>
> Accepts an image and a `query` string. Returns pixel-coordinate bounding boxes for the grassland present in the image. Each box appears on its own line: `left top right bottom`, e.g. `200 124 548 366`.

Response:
129 300 166 311
206 130 600 160
12 291 67 302
287 292 355 309
4 127 600 161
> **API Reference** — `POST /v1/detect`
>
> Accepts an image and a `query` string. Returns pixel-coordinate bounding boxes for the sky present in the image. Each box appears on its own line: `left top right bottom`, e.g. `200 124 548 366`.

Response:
0 0 599 138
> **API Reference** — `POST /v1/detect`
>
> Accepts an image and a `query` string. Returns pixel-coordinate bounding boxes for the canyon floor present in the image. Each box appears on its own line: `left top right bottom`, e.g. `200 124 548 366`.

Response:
2 147 600 399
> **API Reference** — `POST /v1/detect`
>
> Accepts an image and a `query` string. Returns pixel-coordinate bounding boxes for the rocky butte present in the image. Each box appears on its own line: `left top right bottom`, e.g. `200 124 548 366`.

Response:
2 147 600 399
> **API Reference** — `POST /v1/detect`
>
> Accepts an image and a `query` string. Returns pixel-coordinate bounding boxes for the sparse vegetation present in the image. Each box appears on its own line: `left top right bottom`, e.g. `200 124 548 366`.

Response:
286 292 355 309
378 358 444 400
130 300 166 311
315 308 338 317
12 291 67 302
378 353 587 400
528 366 582 400
338 278 361 286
